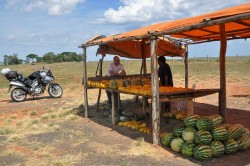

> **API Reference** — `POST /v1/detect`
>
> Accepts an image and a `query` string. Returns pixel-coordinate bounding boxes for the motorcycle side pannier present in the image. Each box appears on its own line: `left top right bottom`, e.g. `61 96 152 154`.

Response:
5 71 18 81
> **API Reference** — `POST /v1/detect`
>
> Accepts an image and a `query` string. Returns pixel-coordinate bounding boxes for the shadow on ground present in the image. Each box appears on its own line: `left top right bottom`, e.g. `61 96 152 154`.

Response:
71 98 250 166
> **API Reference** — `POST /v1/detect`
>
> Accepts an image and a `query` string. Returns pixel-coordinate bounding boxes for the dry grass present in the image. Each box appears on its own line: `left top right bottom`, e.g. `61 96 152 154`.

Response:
1 56 249 89
0 56 250 165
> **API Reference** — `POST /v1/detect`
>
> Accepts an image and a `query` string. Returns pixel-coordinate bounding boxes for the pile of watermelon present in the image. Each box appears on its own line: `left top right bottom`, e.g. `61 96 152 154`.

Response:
160 114 250 161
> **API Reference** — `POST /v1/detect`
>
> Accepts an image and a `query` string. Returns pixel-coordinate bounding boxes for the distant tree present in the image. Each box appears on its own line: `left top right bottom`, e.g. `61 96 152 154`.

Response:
3 54 21 65
42 52 56 63
36 57 43 62
55 54 64 62
19 59 25 64
26 54 38 63
3 55 9 65
60 52 82 62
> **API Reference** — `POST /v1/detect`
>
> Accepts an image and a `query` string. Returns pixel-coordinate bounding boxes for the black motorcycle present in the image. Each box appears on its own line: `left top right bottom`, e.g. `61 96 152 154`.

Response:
1 68 63 102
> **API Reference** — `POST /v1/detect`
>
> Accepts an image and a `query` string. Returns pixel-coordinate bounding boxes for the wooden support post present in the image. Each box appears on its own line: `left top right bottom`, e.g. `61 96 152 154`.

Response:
150 36 160 145
184 45 193 113
142 39 147 74
111 91 115 127
219 24 227 123
184 45 189 88
96 55 104 112
82 46 88 118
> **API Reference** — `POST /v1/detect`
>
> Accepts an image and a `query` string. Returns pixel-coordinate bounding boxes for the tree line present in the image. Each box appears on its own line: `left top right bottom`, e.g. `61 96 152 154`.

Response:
2 52 83 65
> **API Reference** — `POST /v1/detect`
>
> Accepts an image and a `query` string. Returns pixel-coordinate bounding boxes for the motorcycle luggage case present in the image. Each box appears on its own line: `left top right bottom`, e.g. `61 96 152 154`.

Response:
5 71 18 80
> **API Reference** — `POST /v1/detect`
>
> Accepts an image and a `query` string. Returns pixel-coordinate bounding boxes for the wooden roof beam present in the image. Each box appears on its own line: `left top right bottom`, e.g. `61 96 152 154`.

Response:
234 20 250 27
157 45 183 57
155 13 250 38
196 28 218 35
201 27 250 39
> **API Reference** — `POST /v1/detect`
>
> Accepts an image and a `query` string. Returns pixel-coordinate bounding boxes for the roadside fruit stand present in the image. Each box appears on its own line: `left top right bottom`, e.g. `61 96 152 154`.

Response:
79 2 250 150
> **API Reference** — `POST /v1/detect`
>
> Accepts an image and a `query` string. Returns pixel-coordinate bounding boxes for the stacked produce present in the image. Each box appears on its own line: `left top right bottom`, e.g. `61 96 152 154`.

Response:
118 121 151 134
88 77 150 90
160 114 250 161
88 80 109 89
162 110 186 121
88 77 191 95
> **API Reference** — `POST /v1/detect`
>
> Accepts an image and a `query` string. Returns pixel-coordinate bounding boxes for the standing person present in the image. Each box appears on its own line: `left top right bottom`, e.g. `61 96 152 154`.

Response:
158 56 173 87
106 56 126 109
158 56 173 112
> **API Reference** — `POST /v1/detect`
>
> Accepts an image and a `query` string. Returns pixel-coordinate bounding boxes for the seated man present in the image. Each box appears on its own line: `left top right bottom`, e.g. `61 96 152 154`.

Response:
106 56 126 109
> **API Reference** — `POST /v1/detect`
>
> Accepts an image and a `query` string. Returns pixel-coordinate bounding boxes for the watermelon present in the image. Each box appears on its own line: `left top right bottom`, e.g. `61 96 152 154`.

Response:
170 138 185 153
181 142 196 157
209 115 223 127
194 130 212 145
224 139 239 154
210 141 225 157
119 116 131 122
173 125 185 137
236 134 250 151
161 133 175 147
193 145 212 161
184 115 200 127
212 126 229 141
182 127 197 142
220 123 232 130
196 117 213 131
228 124 245 139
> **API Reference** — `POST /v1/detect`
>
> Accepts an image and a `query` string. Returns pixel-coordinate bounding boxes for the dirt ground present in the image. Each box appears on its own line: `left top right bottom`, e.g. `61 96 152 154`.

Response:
0 81 250 165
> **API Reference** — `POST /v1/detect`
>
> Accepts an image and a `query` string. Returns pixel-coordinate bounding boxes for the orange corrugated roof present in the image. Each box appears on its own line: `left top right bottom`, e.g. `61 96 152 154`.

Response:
84 3 250 58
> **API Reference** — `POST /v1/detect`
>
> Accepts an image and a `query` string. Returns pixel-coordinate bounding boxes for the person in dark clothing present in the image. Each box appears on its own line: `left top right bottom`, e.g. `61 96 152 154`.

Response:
158 56 173 87
158 56 173 112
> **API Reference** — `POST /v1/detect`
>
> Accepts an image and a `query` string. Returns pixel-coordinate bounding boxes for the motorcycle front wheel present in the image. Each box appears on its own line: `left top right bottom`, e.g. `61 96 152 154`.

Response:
48 84 63 98
11 88 27 102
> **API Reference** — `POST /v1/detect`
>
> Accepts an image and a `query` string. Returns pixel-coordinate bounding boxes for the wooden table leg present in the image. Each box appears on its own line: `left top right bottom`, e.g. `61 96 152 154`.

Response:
142 96 145 115
96 89 101 112
187 99 194 115
118 92 121 109
111 91 115 127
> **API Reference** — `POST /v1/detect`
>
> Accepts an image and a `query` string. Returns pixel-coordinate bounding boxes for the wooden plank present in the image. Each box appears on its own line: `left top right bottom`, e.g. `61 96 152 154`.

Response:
90 88 220 99
219 24 228 123
150 36 160 145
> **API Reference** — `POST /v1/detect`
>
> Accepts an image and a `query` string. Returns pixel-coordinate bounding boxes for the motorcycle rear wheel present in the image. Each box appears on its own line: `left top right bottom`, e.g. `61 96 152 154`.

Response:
11 88 27 102
48 84 63 98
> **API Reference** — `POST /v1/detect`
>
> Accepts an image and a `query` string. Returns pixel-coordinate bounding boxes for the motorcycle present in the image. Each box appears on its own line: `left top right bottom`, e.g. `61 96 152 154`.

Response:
1 68 63 102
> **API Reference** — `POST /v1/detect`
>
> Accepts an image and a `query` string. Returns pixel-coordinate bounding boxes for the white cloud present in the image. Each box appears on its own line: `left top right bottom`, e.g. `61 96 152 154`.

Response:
6 0 85 15
102 0 249 24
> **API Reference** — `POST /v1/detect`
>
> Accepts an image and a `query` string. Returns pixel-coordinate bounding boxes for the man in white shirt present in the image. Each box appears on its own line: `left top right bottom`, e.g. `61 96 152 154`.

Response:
106 56 126 108
106 56 126 76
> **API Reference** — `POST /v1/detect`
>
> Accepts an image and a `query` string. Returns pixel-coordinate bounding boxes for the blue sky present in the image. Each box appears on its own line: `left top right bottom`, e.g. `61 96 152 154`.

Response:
0 0 249 62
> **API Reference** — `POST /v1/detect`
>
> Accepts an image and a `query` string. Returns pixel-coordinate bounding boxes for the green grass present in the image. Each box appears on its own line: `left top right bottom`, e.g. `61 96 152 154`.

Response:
0 126 14 135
